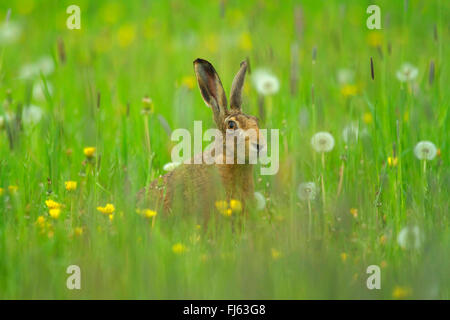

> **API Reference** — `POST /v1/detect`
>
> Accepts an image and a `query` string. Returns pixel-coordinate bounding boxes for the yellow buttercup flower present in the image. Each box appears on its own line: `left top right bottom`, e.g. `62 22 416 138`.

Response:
65 181 77 191
8 185 18 194
367 31 383 47
215 199 243 217
181 76 196 90
142 209 157 218
36 216 45 226
271 248 282 260
388 157 398 167
230 199 242 212
117 24 136 48
239 32 252 51
97 203 115 215
100 2 122 24
49 208 61 219
74 227 83 236
363 112 373 124
340 84 358 97
350 208 358 218
172 243 186 254
83 147 96 158
215 200 229 215
45 199 61 209
392 286 412 299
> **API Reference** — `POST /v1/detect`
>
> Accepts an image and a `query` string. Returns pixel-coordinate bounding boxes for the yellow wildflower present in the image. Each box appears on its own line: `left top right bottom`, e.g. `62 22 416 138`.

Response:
239 32 252 51
204 33 218 53
230 199 242 212
350 208 358 218
97 203 115 215
363 112 373 124
215 200 229 215
181 76 196 90
340 252 348 262
392 286 412 299
340 84 358 97
172 242 186 254
45 199 61 209
74 227 83 236
83 147 96 158
367 31 383 47
49 208 61 219
117 24 136 48
388 157 398 167
36 216 45 226
8 185 18 194
215 199 243 216
100 2 122 24
142 209 157 218
403 111 409 122
65 181 77 191
271 248 281 260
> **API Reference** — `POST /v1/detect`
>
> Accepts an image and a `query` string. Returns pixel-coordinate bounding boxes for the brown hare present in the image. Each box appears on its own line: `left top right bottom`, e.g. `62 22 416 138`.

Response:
140 59 265 218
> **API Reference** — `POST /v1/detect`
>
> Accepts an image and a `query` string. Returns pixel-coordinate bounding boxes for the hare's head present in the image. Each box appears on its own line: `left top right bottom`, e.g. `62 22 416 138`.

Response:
194 58 266 161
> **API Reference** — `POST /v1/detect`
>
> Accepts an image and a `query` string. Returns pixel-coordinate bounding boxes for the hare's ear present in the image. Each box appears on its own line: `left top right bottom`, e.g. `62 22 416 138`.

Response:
194 59 228 124
229 60 248 111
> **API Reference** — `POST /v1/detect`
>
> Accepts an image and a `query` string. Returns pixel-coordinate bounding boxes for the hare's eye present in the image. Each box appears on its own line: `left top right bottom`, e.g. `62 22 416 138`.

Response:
227 120 237 130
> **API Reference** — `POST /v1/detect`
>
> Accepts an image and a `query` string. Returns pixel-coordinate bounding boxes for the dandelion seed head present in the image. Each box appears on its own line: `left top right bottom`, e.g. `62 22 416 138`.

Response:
22 105 43 126
397 226 423 250
32 80 53 101
252 69 280 96
337 68 355 85
311 131 335 153
342 123 359 144
0 21 21 45
254 191 266 210
297 182 317 201
396 63 419 82
414 141 437 160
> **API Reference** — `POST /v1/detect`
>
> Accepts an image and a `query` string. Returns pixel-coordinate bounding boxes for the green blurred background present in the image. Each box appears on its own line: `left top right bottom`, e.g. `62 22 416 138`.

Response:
0 0 448 299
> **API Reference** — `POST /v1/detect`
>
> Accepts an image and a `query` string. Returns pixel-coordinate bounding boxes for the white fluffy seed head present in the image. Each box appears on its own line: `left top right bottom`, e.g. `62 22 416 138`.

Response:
396 63 419 82
414 141 437 160
32 80 54 101
397 226 423 250
297 182 317 201
0 21 21 45
342 123 359 144
311 131 335 153
337 68 355 85
163 162 181 172
252 69 280 96
254 191 266 210
22 105 43 126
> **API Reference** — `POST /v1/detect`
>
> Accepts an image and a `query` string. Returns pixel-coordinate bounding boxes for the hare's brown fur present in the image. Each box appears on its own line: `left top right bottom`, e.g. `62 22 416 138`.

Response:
140 59 264 217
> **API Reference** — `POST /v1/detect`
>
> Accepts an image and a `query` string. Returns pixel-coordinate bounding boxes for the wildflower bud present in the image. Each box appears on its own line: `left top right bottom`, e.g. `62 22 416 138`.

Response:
141 96 154 115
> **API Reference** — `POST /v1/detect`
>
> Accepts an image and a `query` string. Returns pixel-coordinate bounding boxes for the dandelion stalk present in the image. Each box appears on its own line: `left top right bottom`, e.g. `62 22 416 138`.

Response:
307 198 312 239
321 152 326 208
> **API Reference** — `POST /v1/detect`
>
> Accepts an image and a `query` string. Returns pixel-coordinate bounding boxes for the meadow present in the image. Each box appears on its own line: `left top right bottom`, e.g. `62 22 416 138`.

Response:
0 0 448 299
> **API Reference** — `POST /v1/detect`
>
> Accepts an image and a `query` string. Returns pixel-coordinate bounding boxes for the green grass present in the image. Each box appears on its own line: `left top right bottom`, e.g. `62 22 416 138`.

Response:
0 0 448 299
